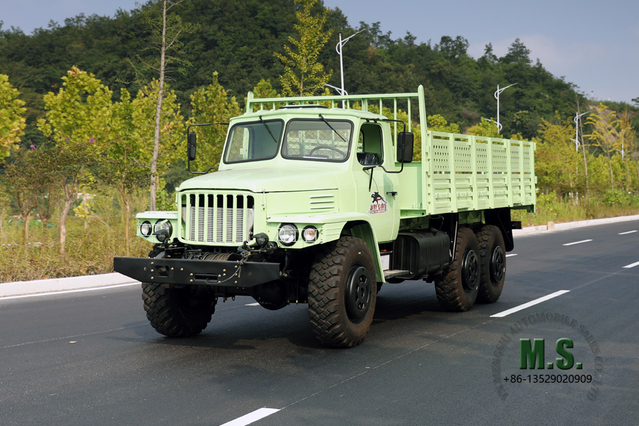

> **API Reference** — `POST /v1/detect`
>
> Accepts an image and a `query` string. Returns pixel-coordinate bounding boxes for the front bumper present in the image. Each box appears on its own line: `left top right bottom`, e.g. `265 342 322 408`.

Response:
113 257 281 287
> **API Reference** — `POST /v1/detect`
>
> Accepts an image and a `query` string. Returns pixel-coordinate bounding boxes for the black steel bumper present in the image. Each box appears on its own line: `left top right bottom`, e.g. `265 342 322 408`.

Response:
113 257 282 287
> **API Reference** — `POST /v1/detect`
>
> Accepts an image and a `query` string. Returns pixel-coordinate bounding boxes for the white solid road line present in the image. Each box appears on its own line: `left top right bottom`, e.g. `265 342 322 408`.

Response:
623 261 639 269
219 408 281 426
563 239 593 246
619 230 638 235
506 254 517 257
0 283 140 301
490 290 571 318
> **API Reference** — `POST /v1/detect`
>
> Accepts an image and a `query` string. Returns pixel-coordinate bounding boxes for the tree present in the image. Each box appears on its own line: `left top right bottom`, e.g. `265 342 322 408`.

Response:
428 114 460 133
586 103 622 190
131 79 184 202
250 78 279 108
0 74 26 158
37 66 111 254
481 43 498 64
275 0 333 96
4 149 39 242
536 117 581 198
189 72 241 173
501 38 532 65
467 119 501 137
436 36 469 60
618 111 636 192
96 88 150 255
137 0 196 211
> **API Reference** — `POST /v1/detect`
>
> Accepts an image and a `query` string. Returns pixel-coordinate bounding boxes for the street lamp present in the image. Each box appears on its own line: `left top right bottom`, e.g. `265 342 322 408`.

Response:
335 30 363 106
574 111 589 151
494 83 516 132
324 83 348 96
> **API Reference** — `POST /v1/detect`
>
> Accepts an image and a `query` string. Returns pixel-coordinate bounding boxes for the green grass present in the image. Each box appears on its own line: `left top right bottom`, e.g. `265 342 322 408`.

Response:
513 192 639 226
0 216 150 283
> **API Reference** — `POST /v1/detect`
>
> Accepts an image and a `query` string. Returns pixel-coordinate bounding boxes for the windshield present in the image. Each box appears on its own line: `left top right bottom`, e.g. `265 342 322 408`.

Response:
282 119 352 162
224 119 283 163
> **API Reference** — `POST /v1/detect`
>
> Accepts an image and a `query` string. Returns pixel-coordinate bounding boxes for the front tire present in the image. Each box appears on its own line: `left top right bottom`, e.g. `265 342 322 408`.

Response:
308 236 377 347
142 283 216 337
434 227 480 312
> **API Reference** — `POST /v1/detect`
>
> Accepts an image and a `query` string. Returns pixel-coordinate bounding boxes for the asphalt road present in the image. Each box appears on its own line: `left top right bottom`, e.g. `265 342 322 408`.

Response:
1 222 638 426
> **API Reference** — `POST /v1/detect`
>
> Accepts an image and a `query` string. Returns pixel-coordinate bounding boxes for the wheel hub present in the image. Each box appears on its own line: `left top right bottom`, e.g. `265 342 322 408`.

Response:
345 265 372 322
462 249 479 291
490 246 505 283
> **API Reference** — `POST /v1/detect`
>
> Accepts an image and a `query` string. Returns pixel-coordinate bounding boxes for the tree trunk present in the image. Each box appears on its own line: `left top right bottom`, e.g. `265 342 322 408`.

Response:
625 157 630 192
149 0 168 212
120 181 131 257
607 153 614 190
59 183 75 256
125 196 131 257
42 218 48 244
59 198 72 255
21 211 30 242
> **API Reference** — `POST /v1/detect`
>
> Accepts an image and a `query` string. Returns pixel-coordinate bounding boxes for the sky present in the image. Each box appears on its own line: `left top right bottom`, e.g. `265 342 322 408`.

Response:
2 0 638 105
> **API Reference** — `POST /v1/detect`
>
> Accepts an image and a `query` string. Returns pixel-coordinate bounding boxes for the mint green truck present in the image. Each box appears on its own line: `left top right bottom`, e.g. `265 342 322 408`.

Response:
114 86 536 347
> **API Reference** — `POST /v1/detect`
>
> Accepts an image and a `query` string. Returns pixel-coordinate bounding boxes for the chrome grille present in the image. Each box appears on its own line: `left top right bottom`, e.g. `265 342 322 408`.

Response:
181 192 254 244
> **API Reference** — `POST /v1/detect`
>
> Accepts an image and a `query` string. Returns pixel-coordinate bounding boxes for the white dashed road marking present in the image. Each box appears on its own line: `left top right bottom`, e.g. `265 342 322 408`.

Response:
563 239 593 246
490 290 571 318
219 408 280 426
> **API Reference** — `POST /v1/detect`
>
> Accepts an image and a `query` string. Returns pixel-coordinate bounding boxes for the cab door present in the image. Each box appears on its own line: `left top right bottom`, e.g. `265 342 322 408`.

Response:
354 123 400 243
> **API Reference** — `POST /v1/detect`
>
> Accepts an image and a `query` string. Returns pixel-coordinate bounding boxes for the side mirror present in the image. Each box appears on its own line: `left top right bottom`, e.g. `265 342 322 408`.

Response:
187 131 197 162
397 132 414 163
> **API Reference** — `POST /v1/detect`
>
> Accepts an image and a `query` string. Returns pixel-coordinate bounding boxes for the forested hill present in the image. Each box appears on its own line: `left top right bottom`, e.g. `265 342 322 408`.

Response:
0 0 622 143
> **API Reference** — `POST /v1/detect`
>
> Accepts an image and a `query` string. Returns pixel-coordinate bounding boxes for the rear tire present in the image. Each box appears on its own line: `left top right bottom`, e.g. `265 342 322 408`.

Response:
434 227 480 312
308 236 377 347
476 225 506 303
141 283 216 337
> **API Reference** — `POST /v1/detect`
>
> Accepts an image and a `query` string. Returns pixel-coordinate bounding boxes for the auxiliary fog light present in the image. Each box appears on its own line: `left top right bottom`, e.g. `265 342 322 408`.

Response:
140 221 153 237
302 226 319 243
278 224 298 246
154 220 173 243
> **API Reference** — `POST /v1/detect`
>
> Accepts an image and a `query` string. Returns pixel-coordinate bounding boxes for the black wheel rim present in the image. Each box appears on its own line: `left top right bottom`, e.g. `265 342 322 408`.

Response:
490 246 505 283
462 249 479 291
345 265 372 322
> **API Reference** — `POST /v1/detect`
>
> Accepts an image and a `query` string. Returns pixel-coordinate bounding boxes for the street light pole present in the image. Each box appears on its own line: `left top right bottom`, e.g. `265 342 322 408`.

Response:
574 111 589 151
324 83 347 96
335 30 363 106
494 83 516 132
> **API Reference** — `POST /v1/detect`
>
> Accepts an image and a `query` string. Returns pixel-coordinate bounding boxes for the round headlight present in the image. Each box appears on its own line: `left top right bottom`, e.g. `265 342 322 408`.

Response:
140 221 153 237
154 220 173 242
302 226 318 243
278 224 298 246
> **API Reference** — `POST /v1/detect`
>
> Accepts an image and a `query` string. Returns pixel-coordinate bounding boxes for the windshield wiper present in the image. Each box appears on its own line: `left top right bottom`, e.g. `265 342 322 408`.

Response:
259 116 279 144
319 114 347 143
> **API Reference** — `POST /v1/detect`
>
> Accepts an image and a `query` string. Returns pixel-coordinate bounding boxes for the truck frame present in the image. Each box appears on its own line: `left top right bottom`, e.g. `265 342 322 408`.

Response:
114 85 536 347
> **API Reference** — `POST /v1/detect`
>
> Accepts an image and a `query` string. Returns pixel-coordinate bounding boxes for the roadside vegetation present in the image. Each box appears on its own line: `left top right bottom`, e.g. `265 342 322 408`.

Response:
1 0 638 282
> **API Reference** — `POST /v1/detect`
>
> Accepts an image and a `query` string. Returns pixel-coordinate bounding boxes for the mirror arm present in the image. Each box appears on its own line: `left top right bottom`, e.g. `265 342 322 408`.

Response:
363 166 375 191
